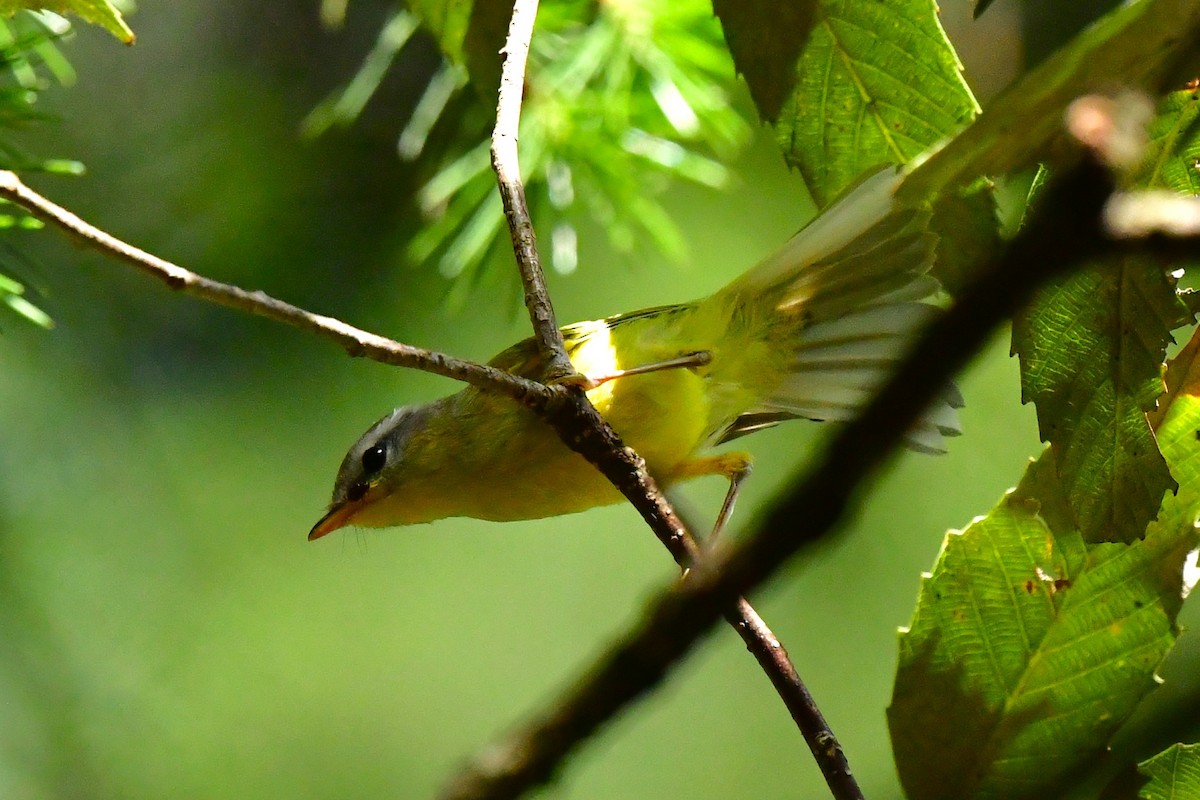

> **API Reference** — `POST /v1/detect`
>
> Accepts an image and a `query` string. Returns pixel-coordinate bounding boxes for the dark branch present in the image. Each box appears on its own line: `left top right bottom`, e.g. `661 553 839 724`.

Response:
445 155 1124 799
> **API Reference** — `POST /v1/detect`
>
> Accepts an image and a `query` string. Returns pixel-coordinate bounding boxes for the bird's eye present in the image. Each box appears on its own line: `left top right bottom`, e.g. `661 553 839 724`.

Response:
361 443 387 475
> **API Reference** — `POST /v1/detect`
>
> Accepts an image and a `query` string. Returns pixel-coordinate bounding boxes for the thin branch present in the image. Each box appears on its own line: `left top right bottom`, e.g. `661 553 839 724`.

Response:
483 0 697 567
442 509 861 800
484 0 700 571
453 2 862 799
438 156 1123 800
728 598 859 796
490 0 572 382
0 171 551 407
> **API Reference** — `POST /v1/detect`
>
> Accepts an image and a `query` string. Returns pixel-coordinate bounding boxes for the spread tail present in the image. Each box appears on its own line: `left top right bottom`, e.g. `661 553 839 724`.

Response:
711 167 962 453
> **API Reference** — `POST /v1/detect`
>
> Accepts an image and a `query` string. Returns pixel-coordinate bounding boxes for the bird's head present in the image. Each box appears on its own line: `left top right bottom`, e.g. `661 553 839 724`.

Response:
308 404 437 540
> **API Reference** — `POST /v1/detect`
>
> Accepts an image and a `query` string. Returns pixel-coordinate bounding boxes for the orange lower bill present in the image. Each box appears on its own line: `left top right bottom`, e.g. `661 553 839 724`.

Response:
308 499 363 541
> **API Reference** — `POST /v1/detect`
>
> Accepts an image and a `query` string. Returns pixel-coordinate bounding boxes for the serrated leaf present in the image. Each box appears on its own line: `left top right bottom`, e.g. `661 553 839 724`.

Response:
771 0 977 207
1134 87 1200 192
0 1 133 43
1010 85 1200 545
1008 448 1082 544
1148 326 1200 539
1139 744 1200 799
889 491 1195 800
1150 317 1200 430
712 0 815 124
901 0 1200 203
1013 259 1190 542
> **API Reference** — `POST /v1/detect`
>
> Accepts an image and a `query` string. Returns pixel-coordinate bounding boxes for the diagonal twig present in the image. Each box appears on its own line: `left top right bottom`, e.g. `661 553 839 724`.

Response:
445 155 1126 800
0 171 551 408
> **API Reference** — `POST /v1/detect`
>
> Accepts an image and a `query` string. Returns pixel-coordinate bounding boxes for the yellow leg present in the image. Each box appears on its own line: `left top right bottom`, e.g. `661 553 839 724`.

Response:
552 351 711 390
675 451 754 543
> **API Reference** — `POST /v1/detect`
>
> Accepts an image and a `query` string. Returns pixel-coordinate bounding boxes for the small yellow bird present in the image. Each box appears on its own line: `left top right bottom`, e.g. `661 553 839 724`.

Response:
309 169 960 540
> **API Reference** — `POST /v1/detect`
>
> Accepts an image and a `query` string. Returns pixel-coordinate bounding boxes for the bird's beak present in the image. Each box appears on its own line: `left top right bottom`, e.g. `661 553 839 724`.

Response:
308 499 363 541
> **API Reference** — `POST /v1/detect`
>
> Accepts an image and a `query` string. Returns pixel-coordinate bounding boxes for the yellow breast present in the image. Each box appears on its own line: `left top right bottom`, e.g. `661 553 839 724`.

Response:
571 315 712 480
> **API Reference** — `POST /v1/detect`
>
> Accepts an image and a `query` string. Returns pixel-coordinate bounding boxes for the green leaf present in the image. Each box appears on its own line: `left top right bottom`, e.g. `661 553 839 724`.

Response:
772 0 977 207
1134 85 1200 193
889 332 1200 800
1012 258 1191 543
0 273 51 328
401 1 750 286
1139 744 1200 799
928 183 1000 297
0 1 133 43
3 289 51 327
901 0 1200 202
301 9 419 139
1010 84 1200 544
711 0 815 124
888 489 1196 800
1149 326 1200 539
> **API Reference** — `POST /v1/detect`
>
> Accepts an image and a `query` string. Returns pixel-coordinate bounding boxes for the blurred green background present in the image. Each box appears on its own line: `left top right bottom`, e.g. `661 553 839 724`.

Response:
3 2 1197 798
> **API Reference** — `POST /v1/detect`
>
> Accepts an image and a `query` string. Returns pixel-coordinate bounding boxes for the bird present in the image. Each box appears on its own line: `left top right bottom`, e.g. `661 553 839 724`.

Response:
309 168 961 541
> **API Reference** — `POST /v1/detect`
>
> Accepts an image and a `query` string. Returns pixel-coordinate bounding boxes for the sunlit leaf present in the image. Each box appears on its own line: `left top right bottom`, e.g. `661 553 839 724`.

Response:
1149 326 1200 538
772 0 977 207
889 490 1195 799
0 272 51 327
0 0 132 43
1139 744 1200 799
2 289 50 327
902 0 1200 202
1012 258 1190 543
1134 85 1200 193
401 0 748 284
397 63 468 161
891 324 1200 799
1010 86 1200 544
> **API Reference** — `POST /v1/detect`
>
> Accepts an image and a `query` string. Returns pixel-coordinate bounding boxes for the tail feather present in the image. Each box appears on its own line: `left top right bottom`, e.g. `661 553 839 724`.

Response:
795 301 940 345
709 166 963 454
775 227 934 322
